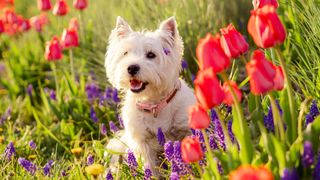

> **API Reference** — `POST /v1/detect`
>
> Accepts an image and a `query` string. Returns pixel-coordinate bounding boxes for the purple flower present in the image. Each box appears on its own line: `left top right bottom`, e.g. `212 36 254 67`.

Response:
4 141 15 160
228 120 235 143
281 168 299 180
157 128 166 146
127 150 138 176
18 158 37 175
117 115 124 128
90 106 98 123
314 152 320 180
215 158 223 175
302 141 314 167
144 164 152 180
101 123 107 136
61 170 67 177
211 113 225 151
163 47 170 55
1 107 12 125
106 170 114 180
310 100 319 117
181 59 188 69
164 141 174 161
305 114 314 127
170 172 180 180
193 130 206 152
85 82 100 102
209 134 218 150
27 84 33 97
264 107 275 133
109 121 118 133
43 160 53 176
87 154 94 165
112 89 120 103
49 90 56 101
172 141 190 175
29 140 37 150
226 106 232 113
105 88 113 100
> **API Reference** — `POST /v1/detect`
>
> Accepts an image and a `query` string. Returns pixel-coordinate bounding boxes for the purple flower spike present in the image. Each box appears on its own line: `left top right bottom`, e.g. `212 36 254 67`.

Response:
314 152 320 180
90 107 99 123
281 168 299 180
163 47 170 55
105 88 113 100
212 115 225 151
43 160 54 176
144 164 152 180
127 150 138 176
27 84 33 97
1 107 12 125
109 121 118 133
29 140 37 150
228 120 235 143
157 128 166 146
302 141 314 167
49 90 56 101
87 154 94 165
106 170 114 180
181 59 188 69
18 158 37 175
117 115 124 128
112 89 120 103
310 100 319 117
4 141 15 160
264 107 275 133
209 134 218 150
101 123 107 136
85 82 100 102
170 172 180 180
164 141 174 161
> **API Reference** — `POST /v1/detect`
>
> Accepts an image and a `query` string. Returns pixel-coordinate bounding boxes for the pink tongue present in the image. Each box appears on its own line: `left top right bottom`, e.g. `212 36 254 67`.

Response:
131 80 141 87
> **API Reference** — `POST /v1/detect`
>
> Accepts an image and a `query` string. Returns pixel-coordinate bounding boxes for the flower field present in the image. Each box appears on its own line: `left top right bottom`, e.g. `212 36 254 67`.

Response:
0 0 320 179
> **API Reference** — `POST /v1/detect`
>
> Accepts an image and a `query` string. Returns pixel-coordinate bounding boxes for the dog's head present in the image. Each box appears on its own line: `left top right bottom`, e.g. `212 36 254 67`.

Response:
105 16 183 97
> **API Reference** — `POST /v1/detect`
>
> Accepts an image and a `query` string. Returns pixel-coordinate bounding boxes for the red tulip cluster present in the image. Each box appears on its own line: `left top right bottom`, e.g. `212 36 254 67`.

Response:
229 165 274 180
182 0 285 164
0 8 31 35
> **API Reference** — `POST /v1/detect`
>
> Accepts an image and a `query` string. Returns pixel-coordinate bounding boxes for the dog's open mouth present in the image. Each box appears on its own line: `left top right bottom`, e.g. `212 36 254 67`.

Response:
130 79 148 93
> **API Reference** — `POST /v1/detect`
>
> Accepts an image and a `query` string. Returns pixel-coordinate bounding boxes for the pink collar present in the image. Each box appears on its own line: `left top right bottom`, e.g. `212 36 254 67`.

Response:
136 81 181 118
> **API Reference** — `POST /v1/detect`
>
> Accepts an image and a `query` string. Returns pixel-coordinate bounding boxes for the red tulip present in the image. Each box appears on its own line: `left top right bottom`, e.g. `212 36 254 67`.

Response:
188 104 210 129
45 36 63 61
273 66 284 90
220 24 249 58
229 165 274 180
196 33 230 73
19 18 31 32
61 28 79 48
2 8 19 24
248 5 286 48
53 0 69 16
252 0 279 9
73 0 87 10
37 0 52 11
0 0 14 8
222 81 242 105
181 136 203 163
0 19 4 33
30 14 49 32
194 68 224 110
69 17 79 31
246 50 276 95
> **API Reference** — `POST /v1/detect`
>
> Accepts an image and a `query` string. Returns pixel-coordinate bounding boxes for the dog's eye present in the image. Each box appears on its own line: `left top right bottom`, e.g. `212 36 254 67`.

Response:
123 51 128 56
146 52 156 59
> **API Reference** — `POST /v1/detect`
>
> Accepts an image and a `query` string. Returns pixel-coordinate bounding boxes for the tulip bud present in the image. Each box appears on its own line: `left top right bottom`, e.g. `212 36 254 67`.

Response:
45 36 63 61
222 81 242 105
53 0 69 16
188 104 210 129
181 136 203 163
37 0 52 11
61 28 79 48
73 0 88 10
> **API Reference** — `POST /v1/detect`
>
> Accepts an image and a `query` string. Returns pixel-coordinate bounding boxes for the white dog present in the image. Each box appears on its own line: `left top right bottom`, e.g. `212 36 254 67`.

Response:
105 16 196 176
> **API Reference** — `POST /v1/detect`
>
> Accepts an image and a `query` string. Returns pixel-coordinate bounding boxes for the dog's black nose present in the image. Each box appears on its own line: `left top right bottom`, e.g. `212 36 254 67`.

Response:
127 64 140 75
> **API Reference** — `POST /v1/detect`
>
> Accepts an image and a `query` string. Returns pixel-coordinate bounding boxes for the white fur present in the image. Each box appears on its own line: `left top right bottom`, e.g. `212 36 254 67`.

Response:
105 16 196 176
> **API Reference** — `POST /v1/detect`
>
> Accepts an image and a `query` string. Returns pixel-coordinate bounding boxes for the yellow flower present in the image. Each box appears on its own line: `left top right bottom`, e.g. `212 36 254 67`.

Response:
28 155 37 160
0 135 4 144
0 128 3 132
85 164 104 177
71 147 83 156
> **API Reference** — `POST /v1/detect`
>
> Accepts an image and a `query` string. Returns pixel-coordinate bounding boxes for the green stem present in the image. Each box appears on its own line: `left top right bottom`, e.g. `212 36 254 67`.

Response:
240 55 247 65
51 63 59 92
69 49 75 79
275 47 297 143
298 98 312 137
195 162 203 178
220 71 253 164
79 11 86 44
268 93 285 142
214 107 233 152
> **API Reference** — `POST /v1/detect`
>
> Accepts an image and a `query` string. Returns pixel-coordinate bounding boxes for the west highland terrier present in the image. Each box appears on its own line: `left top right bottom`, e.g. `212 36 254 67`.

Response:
105 16 196 176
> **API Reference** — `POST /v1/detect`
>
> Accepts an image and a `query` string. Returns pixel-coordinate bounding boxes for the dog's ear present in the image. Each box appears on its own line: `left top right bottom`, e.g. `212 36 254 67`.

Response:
159 17 178 39
114 16 132 39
